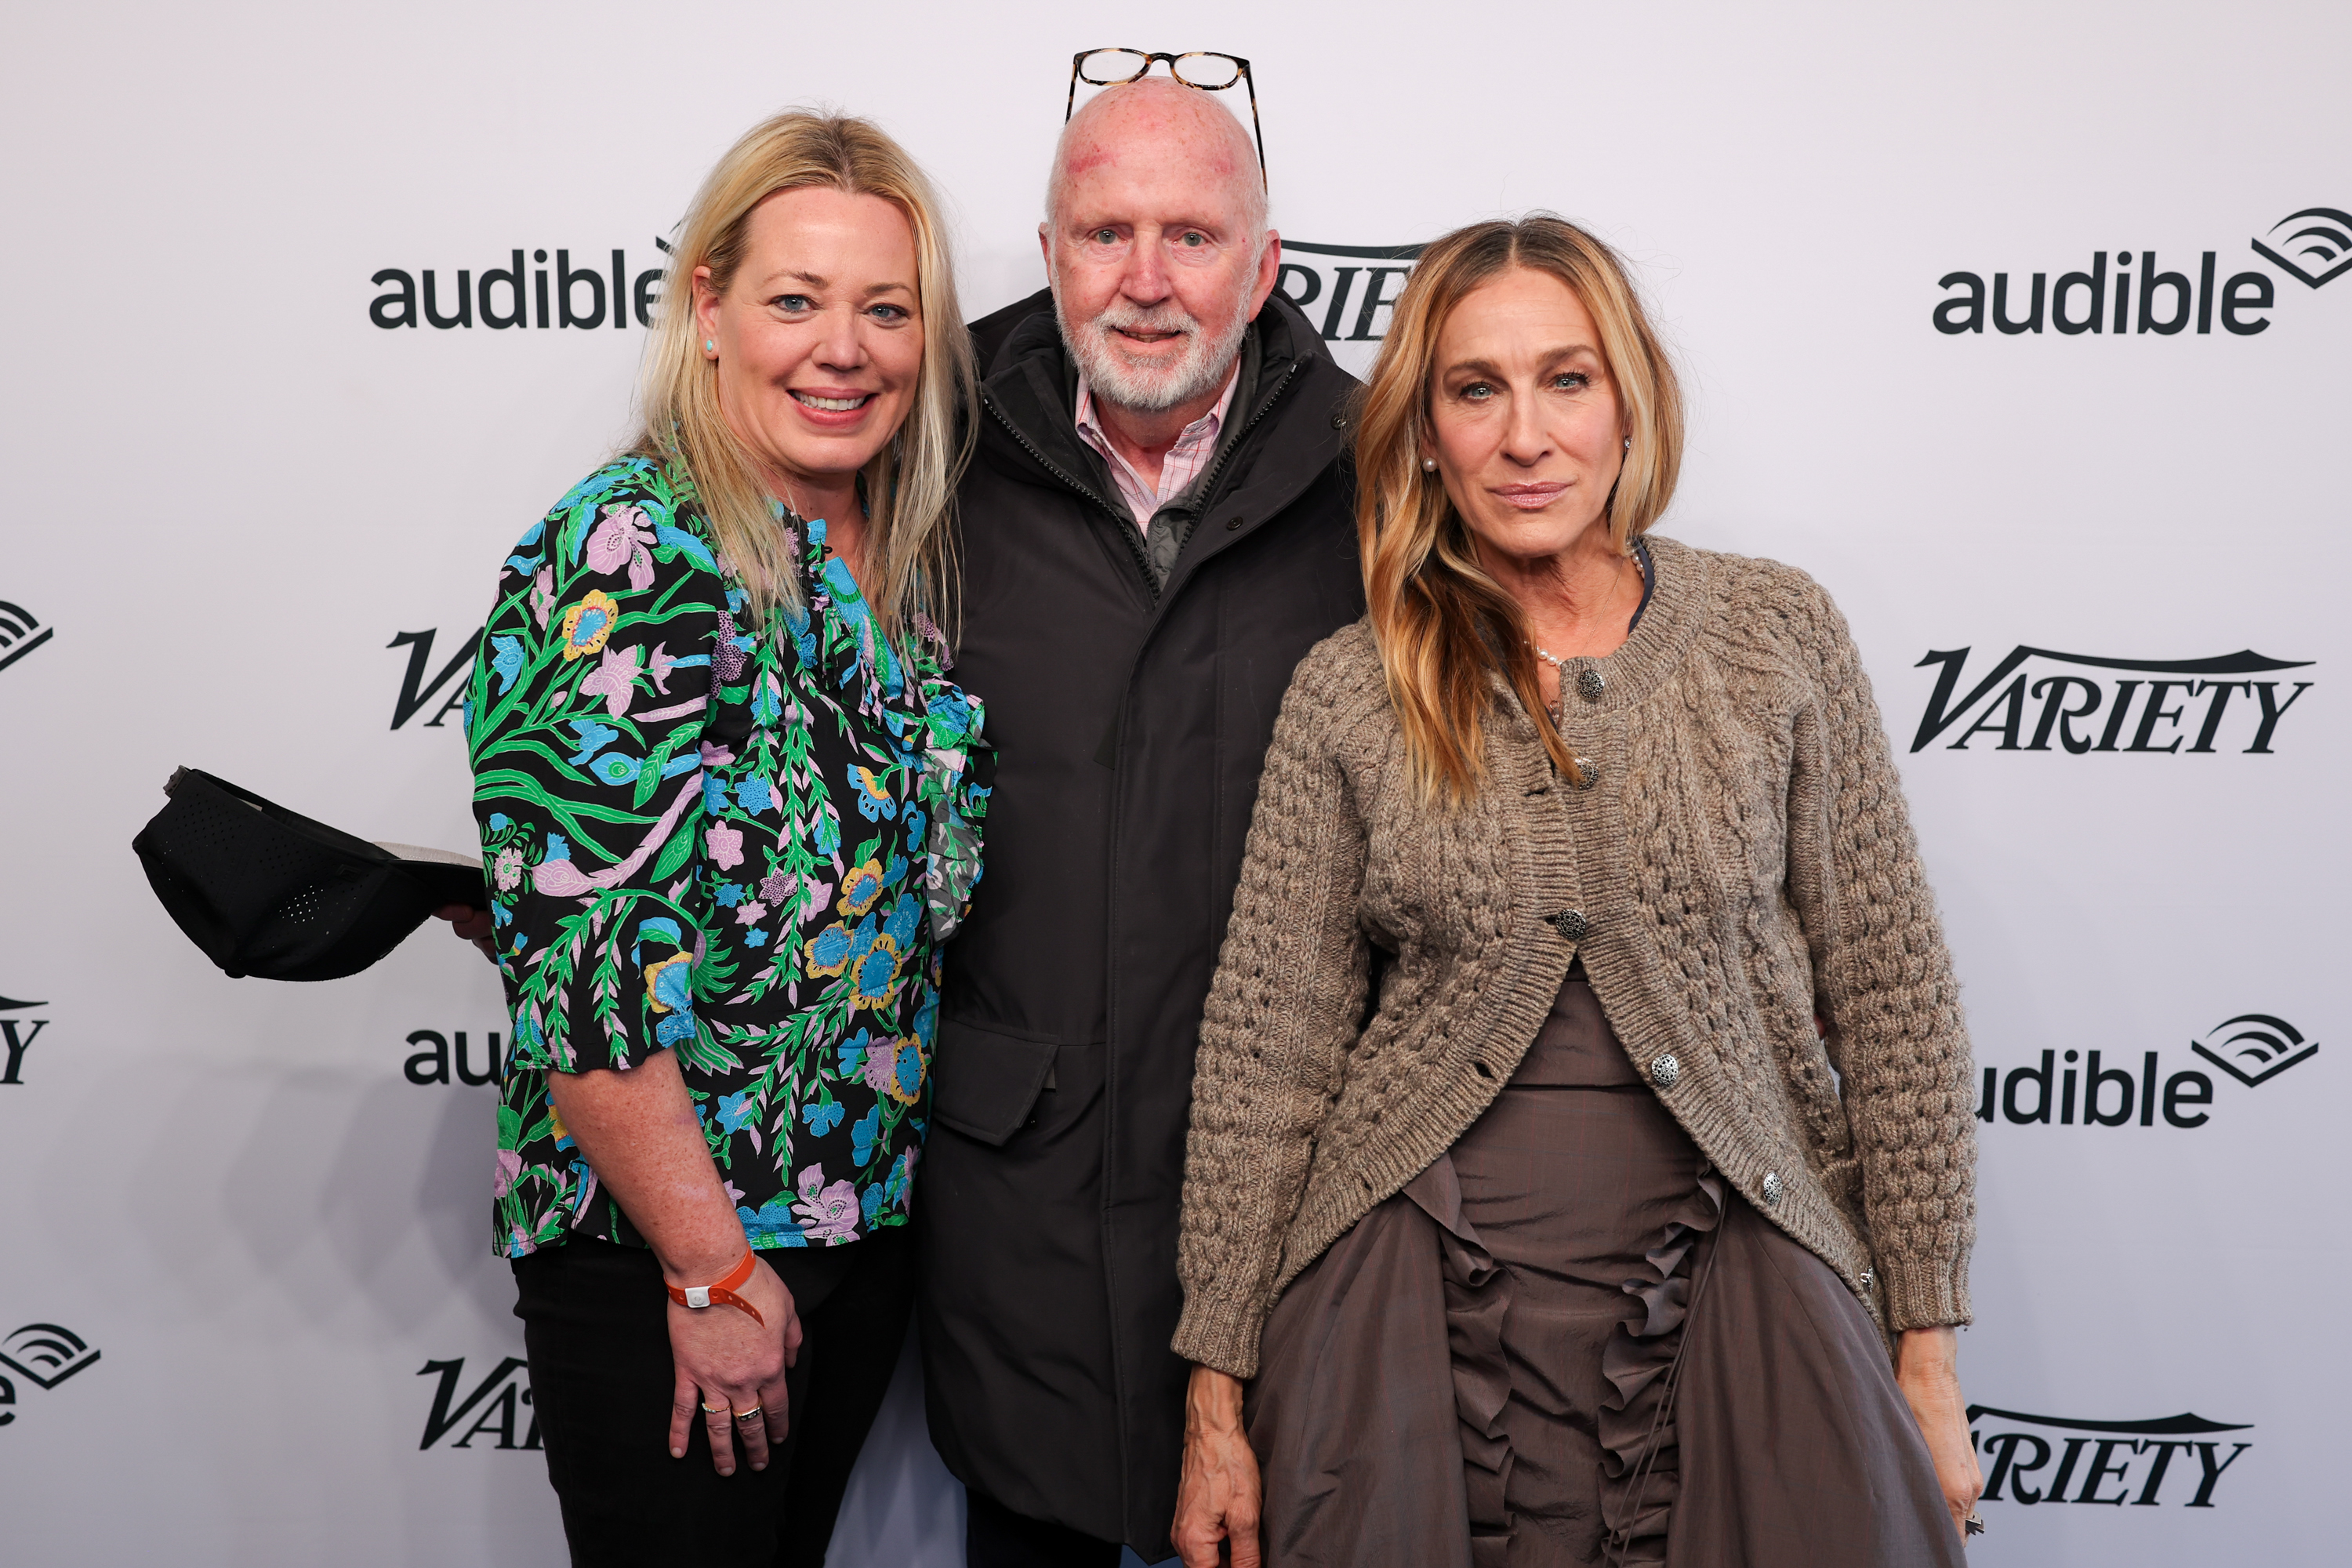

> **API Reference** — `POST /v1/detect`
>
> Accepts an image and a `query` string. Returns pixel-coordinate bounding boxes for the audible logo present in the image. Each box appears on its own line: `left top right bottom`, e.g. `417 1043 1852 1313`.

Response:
369 239 670 332
1933 205 2347 337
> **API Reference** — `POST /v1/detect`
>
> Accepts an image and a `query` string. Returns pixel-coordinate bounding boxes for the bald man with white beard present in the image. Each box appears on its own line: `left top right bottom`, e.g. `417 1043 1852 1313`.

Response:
916 78 1364 1566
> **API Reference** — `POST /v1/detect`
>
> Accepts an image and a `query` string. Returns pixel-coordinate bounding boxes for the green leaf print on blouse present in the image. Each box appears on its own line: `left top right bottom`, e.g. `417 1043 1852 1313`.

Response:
467 458 989 1258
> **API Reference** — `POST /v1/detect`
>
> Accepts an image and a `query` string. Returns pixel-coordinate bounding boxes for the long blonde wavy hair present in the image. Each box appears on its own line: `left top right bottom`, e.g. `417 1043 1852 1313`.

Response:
633 110 975 642
1356 216 1684 802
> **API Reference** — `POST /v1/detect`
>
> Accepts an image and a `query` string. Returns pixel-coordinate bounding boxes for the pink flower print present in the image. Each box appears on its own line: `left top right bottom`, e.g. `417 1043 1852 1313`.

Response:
759 872 791 906
492 1149 524 1197
578 642 643 718
860 1042 899 1094
585 505 658 591
792 1164 861 1243
699 739 737 768
706 822 745 870
735 900 768 927
647 642 680 695
532 567 556 628
492 846 524 892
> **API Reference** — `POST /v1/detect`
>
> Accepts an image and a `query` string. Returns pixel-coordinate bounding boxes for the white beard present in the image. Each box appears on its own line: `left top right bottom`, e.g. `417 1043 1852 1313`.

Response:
1055 285 1252 415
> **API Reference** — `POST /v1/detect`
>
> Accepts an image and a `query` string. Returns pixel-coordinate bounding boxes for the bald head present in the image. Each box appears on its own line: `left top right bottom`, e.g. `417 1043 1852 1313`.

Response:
1047 76 1267 237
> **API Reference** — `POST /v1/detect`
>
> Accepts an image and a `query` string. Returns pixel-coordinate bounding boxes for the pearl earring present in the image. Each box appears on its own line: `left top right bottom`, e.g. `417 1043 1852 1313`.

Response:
1624 437 1632 450
1421 458 1438 472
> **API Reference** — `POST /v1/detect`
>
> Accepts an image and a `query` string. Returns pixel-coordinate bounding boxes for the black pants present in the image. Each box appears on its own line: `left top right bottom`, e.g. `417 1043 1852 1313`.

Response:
965 1486 1125 1568
514 1229 914 1567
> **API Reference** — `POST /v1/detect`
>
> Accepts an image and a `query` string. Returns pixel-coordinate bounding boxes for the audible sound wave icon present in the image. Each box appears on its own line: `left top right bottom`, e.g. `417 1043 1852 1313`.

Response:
2251 207 2352 289
2190 1014 2319 1088
0 1323 101 1389
0 600 53 675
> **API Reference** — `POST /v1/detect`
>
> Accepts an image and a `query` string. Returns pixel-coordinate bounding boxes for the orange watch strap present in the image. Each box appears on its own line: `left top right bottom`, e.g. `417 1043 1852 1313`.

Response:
666 1250 765 1328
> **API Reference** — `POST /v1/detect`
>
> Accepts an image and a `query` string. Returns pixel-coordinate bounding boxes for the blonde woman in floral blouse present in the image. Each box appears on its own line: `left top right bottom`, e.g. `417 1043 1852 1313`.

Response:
456 113 987 1567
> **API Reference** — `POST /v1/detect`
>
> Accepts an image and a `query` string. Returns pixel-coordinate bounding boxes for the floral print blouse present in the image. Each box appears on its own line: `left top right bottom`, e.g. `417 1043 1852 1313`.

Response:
466 457 989 1258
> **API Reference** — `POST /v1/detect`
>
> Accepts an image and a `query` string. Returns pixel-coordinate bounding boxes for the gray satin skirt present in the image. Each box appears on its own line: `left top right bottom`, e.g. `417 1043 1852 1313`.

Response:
1243 978 1963 1568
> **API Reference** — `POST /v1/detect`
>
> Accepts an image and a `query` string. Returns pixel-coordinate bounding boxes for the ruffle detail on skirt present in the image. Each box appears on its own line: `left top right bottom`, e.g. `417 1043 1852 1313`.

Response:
1405 1156 1515 1568
1595 1160 1726 1566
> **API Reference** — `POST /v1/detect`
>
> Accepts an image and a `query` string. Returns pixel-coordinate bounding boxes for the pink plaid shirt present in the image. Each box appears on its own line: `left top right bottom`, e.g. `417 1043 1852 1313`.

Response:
1074 368 1240 532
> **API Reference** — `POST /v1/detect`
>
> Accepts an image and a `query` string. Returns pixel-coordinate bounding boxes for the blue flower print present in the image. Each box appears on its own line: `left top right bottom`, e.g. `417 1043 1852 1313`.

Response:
738 1195 809 1247
543 833 572 862
884 895 921 952
837 1029 873 1079
861 1183 887 1225
715 883 744 908
488 813 511 832
806 922 855 975
743 928 768 948
702 774 730 815
586 753 640 786
804 1098 845 1136
567 720 619 766
737 776 774 815
716 1091 758 1134
848 764 898 821
651 960 695 1014
850 1104 882 1167
655 1012 698 1047
490 634 524 694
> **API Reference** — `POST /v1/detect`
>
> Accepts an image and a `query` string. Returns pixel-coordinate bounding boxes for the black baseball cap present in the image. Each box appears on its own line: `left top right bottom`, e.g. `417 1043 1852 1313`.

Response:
132 766 486 982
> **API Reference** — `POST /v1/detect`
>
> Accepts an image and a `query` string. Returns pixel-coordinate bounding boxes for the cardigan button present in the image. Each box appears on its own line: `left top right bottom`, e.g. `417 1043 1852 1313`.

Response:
1577 666 1607 702
1548 909 1589 941
1858 1267 1876 1290
1570 757 1600 791
1761 1171 1786 1207
1649 1054 1680 1089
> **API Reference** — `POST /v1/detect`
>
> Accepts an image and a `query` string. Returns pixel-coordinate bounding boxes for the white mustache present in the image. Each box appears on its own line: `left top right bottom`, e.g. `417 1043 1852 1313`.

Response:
1094 304 1199 340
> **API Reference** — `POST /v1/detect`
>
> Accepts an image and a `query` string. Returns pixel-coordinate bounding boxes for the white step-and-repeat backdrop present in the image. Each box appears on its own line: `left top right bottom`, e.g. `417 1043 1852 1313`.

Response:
2 2 2343 1563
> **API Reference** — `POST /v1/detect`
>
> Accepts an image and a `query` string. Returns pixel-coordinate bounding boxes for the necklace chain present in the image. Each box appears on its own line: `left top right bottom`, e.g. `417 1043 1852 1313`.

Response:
1531 549 1647 669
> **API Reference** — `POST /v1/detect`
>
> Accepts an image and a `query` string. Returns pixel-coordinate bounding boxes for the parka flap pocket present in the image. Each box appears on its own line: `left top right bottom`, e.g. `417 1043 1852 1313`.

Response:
931 1017 1060 1146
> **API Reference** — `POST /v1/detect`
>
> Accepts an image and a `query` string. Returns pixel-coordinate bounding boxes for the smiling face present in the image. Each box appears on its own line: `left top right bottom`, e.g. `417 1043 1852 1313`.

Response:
1044 79 1277 413
693 185 924 503
1425 267 1628 567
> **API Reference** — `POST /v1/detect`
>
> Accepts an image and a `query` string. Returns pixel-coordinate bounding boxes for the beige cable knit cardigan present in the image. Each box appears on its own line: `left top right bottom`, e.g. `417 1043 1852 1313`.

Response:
1171 535 1977 1380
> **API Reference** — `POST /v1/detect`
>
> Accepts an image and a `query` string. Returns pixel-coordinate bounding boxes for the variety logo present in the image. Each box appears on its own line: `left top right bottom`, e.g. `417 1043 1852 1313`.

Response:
389 626 481 730
1977 1012 2318 1129
1272 241 1424 343
418 1355 540 1450
1933 204 2347 336
0 1323 101 1428
0 994 48 1087
369 239 669 332
0 599 53 676
1911 646 2313 755
1972 1405 2251 1508
405 1028 506 1087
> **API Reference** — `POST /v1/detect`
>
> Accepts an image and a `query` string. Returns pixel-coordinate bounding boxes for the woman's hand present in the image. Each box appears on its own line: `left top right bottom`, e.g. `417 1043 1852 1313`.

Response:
663 1253 804 1475
432 903 499 962
1172 1364 1261 1567
1896 1326 1984 1540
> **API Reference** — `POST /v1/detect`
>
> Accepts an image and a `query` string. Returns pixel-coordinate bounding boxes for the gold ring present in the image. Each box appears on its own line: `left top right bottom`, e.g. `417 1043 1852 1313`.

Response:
732 1406 764 1422
700 1401 728 1414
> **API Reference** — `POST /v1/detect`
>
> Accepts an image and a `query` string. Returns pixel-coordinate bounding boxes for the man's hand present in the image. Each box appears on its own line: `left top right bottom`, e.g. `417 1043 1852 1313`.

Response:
1896 1326 1984 1540
1171 1364 1261 1567
431 903 498 962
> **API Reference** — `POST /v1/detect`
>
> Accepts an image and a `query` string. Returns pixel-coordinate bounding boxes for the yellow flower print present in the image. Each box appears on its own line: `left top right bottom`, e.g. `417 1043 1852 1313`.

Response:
644 952 692 1012
839 858 886 916
850 932 902 1008
560 590 622 662
805 919 858 978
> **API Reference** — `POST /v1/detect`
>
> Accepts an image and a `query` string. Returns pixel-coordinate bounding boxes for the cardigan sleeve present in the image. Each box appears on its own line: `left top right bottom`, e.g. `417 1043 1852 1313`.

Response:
1171 651 1375 1378
1784 579 1977 1331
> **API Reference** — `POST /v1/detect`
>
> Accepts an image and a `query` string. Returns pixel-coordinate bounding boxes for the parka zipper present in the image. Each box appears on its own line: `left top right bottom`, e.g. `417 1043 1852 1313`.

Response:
979 355 1305 600
980 388 1159 593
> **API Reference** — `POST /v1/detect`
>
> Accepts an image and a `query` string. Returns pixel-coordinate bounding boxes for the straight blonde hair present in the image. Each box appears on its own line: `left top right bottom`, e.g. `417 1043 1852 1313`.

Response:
1355 216 1685 802
634 111 975 643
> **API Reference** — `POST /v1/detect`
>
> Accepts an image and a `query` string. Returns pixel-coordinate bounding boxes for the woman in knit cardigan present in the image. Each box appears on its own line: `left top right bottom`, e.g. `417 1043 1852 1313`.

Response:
1166 216 1984 1568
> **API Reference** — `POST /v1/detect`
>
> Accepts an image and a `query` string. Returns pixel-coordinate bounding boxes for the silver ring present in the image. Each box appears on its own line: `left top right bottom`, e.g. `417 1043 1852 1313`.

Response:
1964 1513 1986 1537
732 1406 764 1423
